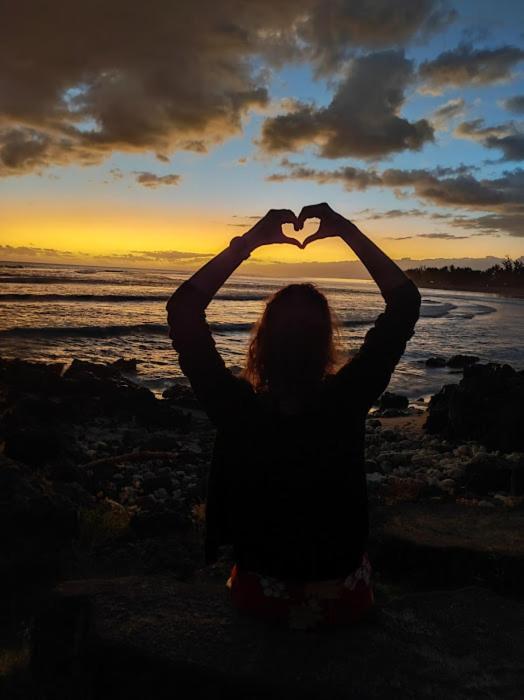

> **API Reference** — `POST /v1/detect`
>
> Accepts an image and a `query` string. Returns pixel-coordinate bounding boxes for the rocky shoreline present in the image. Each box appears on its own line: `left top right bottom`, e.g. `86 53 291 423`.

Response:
1 354 523 696
1 355 523 578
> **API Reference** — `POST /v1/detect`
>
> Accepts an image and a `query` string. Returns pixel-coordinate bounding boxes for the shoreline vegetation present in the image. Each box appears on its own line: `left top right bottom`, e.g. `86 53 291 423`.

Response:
405 257 524 298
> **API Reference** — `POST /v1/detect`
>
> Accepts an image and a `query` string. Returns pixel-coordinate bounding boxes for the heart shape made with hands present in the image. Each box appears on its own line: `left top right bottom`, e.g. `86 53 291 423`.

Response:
246 204 350 250
281 220 319 248
279 203 348 249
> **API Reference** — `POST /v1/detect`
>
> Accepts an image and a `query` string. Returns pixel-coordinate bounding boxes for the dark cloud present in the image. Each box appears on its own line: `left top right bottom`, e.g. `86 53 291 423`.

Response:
385 233 496 241
0 126 100 175
267 162 382 188
0 245 212 265
431 164 478 176
430 98 466 129
385 235 415 240
268 162 524 236
381 168 524 216
449 213 522 237
502 95 524 114
384 233 470 240
133 171 181 187
229 214 265 227
0 245 76 259
0 0 450 176
419 43 524 94
359 208 426 219
124 250 211 263
416 233 469 239
299 0 456 74
260 50 434 159
455 119 524 161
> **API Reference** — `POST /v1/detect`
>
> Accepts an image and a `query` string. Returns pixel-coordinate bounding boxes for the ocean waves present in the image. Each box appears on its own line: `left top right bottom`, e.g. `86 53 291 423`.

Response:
419 301 457 318
0 316 377 339
0 293 171 303
0 323 171 338
0 291 268 303
419 300 497 319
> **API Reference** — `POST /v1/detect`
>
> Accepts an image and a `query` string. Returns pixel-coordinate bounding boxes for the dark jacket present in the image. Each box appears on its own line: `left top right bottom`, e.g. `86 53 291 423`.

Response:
168 279 421 581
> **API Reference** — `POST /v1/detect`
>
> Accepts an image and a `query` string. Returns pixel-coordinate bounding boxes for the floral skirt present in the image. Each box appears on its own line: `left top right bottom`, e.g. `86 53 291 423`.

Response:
226 552 374 630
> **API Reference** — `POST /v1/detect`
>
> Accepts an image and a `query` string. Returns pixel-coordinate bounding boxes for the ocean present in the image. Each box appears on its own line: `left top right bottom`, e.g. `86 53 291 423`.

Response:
1 262 523 400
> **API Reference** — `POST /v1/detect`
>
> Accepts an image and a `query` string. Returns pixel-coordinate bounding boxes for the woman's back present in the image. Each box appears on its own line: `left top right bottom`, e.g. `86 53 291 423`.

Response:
213 377 370 580
169 274 420 582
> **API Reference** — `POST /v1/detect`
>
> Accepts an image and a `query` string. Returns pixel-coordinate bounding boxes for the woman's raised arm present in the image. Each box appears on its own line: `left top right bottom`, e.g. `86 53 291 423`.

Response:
166 210 301 424
298 202 415 297
297 202 421 409
166 208 300 315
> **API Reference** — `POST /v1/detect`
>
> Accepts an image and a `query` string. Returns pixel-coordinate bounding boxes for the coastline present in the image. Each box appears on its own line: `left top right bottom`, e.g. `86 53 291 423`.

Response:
411 282 524 299
1 355 522 695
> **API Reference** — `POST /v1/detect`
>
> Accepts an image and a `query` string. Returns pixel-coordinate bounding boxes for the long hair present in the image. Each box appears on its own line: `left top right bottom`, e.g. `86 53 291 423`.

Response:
243 283 339 393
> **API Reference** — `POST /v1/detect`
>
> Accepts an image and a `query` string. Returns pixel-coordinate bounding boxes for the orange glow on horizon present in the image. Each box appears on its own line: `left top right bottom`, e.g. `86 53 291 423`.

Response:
0 202 518 267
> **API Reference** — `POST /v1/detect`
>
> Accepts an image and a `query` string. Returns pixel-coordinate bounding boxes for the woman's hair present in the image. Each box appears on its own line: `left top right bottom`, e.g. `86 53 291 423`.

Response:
243 283 339 392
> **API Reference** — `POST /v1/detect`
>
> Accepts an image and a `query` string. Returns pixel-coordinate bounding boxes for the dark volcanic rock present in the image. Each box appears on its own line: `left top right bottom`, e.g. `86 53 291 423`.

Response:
64 358 137 379
446 354 479 369
425 356 446 368
375 408 415 418
162 382 200 409
0 456 83 586
0 357 191 470
4 426 63 466
425 362 524 452
463 453 512 495
111 358 139 373
378 391 409 410
0 357 64 397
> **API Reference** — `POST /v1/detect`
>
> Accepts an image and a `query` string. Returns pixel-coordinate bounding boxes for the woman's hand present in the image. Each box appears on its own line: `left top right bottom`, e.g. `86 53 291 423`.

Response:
297 202 356 247
243 209 302 250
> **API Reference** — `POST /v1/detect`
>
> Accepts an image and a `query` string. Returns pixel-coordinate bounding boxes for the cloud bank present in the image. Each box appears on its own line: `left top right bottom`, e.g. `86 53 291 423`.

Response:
259 51 434 159
0 0 452 176
418 43 524 94
267 161 524 236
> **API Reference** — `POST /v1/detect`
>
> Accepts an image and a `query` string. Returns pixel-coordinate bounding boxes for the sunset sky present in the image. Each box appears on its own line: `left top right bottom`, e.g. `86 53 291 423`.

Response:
1 0 524 270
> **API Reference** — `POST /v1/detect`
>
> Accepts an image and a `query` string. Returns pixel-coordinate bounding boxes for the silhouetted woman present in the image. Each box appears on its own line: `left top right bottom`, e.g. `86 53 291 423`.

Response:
167 203 421 630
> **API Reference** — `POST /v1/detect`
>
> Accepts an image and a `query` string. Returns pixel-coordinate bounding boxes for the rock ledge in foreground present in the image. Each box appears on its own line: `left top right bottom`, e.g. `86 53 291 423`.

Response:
32 576 524 699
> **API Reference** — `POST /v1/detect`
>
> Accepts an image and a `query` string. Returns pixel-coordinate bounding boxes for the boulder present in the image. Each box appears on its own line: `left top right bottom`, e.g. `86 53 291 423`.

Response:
378 391 409 410
64 358 137 379
111 358 139 373
446 354 479 369
0 456 81 587
425 356 446 368
425 363 524 452
162 383 200 409
0 357 64 397
463 453 512 495
4 426 63 466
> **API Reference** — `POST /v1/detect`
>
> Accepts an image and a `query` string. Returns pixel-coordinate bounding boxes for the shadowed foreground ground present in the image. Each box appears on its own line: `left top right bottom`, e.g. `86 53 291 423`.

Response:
1 357 523 698
29 577 523 700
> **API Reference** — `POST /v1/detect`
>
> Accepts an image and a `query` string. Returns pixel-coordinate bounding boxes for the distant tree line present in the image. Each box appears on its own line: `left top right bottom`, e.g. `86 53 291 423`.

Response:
405 257 524 290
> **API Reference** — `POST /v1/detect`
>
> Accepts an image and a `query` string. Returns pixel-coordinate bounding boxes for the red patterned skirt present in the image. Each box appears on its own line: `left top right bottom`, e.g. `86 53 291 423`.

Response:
226 552 374 630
